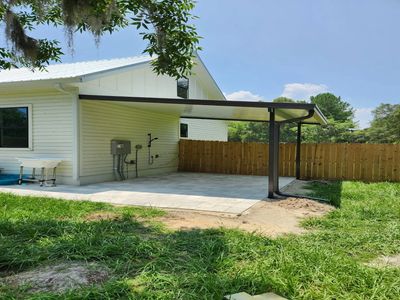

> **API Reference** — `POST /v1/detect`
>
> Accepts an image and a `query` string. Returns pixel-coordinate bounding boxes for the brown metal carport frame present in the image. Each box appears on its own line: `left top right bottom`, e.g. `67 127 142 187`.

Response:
79 94 327 199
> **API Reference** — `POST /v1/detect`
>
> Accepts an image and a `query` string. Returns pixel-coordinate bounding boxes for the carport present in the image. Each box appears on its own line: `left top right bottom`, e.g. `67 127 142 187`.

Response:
79 94 327 198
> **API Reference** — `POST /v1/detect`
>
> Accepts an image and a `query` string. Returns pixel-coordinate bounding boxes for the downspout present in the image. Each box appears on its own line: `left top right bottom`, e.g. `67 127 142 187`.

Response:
279 109 314 124
296 122 301 179
273 109 330 203
54 83 81 185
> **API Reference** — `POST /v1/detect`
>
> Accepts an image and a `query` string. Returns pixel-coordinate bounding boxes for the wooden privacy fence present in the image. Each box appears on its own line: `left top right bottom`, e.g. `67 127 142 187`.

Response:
179 140 400 182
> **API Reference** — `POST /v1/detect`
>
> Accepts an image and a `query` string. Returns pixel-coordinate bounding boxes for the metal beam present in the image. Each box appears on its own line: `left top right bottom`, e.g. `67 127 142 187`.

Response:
79 94 319 110
180 115 268 123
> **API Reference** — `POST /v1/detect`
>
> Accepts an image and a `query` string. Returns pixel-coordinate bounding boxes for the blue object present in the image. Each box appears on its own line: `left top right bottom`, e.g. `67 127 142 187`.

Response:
0 174 23 185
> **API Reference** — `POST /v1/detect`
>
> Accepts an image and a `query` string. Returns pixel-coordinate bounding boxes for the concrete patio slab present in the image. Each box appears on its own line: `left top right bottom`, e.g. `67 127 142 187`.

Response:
0 172 294 214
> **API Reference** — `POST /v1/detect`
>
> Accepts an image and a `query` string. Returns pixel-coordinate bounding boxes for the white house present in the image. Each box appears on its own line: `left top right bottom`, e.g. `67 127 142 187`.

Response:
0 55 227 185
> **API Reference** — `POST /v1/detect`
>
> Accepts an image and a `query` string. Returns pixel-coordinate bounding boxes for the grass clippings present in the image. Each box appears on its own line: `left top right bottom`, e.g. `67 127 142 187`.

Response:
2 261 109 294
366 254 400 268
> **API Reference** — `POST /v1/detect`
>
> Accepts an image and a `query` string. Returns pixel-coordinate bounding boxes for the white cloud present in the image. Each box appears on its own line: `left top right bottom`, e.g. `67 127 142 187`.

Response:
281 83 329 100
354 107 374 129
225 90 264 101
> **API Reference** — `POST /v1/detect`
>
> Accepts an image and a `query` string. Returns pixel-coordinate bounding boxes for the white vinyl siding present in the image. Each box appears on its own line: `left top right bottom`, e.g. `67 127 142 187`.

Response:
180 119 228 141
186 71 227 141
0 93 74 183
78 65 177 98
78 64 228 143
79 101 179 184
187 74 210 99
79 62 214 99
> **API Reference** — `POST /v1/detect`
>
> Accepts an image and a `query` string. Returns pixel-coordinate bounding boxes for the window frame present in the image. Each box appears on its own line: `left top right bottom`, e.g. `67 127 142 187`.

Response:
180 123 189 139
0 104 32 150
177 77 189 99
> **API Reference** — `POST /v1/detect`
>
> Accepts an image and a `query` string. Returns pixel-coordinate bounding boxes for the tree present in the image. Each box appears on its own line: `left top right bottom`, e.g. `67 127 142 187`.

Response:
272 97 295 103
228 93 359 144
303 93 357 143
228 121 268 143
366 103 400 143
271 97 298 142
228 97 296 143
301 119 357 143
310 93 354 122
0 0 200 78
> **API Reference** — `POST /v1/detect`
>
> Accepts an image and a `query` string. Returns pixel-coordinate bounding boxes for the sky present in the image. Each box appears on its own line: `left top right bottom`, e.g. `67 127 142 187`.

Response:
7 0 400 128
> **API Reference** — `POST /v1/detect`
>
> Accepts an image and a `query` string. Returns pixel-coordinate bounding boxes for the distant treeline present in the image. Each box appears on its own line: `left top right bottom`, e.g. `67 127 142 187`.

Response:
228 93 400 144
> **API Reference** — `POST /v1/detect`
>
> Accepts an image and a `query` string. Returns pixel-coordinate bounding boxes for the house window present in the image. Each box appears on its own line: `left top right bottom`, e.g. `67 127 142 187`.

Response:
180 123 188 138
177 78 189 99
0 106 29 148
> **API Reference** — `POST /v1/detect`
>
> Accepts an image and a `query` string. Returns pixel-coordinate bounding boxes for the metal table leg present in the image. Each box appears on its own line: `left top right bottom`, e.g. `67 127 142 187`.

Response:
18 166 23 185
53 167 57 186
40 167 45 186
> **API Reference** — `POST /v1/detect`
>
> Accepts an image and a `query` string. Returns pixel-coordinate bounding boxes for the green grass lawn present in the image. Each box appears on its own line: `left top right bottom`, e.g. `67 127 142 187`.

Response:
0 181 399 299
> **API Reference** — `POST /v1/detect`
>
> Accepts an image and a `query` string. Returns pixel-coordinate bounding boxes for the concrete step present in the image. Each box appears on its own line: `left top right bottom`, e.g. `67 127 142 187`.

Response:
225 292 287 300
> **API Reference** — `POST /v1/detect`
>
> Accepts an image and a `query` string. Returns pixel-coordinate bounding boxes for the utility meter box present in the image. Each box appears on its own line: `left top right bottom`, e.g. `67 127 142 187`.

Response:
111 140 131 155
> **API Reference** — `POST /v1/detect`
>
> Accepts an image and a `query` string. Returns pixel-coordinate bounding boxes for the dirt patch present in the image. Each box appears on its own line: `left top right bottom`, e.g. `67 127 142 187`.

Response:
157 198 334 237
1 261 110 293
273 198 333 213
366 254 400 268
280 180 314 196
83 211 121 221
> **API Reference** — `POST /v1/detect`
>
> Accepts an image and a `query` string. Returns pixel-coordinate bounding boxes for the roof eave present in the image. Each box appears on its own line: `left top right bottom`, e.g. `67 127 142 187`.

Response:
194 53 226 100
312 105 328 125
0 76 81 88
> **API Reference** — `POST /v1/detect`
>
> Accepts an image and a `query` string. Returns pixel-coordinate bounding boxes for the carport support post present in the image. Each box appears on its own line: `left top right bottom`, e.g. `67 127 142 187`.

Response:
268 109 275 198
268 108 280 198
296 122 302 179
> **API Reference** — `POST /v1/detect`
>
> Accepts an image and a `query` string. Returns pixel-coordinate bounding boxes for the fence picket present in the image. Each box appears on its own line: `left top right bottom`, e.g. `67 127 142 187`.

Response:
178 140 400 182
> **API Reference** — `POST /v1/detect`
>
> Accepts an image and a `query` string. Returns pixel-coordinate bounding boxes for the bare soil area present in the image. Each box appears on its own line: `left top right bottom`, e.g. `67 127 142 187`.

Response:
1 262 109 293
83 211 121 221
157 197 334 237
155 180 334 236
366 254 400 268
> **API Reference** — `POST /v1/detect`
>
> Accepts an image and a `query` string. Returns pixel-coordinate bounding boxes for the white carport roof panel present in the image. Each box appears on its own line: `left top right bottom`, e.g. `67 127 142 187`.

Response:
115 101 269 121
79 95 327 124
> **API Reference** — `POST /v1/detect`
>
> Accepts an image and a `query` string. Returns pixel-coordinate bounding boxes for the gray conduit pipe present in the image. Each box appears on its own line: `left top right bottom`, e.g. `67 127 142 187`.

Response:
113 155 117 180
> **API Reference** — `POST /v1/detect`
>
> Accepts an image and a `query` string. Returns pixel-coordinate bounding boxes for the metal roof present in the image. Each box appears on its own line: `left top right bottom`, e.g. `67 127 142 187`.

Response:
0 55 152 83
79 94 328 124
